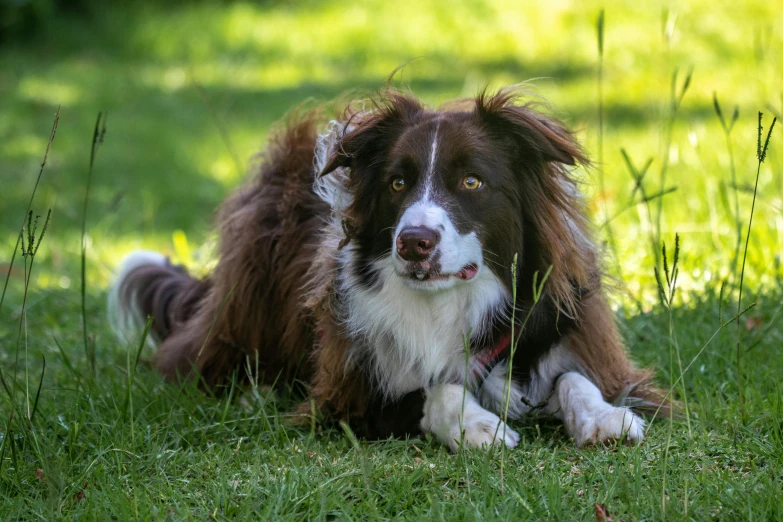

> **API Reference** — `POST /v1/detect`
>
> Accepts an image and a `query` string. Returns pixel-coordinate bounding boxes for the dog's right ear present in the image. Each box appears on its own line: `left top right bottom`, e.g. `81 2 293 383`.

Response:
318 92 423 249
320 92 424 177
318 119 372 177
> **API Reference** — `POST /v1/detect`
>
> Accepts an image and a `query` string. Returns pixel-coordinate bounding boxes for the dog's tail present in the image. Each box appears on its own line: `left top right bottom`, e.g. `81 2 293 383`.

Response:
108 251 210 346
617 369 679 420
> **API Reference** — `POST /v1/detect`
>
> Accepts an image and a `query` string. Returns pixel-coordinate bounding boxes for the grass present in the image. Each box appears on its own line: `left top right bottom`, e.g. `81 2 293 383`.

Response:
1 0 783 519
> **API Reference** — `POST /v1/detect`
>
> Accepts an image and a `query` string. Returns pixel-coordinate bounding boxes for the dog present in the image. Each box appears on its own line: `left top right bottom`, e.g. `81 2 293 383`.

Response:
109 87 666 450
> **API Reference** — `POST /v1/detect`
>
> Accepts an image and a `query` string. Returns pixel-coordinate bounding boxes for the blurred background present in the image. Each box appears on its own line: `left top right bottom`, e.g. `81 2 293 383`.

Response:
1 0 782 309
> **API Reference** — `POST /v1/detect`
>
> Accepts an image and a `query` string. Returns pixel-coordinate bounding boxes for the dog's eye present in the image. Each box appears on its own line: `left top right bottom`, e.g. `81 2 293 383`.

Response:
390 177 406 192
461 176 483 191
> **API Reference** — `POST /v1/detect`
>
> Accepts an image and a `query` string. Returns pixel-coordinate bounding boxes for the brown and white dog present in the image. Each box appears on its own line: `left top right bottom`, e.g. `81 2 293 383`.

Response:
109 88 666 450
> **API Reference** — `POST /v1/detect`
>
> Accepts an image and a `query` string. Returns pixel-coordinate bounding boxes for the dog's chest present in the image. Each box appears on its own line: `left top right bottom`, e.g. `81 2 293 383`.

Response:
340 261 508 397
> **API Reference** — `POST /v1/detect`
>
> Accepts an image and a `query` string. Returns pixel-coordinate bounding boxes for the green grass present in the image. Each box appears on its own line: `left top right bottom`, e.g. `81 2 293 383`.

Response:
1 0 783 519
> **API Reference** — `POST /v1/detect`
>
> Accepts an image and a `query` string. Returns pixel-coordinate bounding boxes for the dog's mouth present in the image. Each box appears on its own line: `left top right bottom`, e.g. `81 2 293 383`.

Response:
404 263 479 282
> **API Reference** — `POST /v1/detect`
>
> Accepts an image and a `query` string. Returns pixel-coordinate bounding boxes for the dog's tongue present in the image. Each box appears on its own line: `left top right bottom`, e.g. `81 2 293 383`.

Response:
456 264 478 281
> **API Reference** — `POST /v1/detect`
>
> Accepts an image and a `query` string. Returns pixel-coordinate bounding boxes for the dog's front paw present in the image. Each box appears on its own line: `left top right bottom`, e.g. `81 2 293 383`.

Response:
459 409 520 451
421 383 520 452
573 406 645 447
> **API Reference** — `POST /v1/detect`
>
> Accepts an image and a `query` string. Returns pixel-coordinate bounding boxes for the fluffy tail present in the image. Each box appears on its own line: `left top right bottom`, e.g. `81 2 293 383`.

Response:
108 251 210 346
618 370 679 420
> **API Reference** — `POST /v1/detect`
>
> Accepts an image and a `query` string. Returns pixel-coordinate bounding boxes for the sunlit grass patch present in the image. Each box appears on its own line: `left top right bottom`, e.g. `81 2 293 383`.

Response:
1 0 782 518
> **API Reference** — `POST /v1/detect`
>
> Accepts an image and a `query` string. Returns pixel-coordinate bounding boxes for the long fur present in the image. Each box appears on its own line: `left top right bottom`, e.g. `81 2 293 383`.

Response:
109 87 669 446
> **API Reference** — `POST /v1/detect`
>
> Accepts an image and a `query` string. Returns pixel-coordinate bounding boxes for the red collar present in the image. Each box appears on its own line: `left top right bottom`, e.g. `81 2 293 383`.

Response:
317 328 512 375
474 333 511 371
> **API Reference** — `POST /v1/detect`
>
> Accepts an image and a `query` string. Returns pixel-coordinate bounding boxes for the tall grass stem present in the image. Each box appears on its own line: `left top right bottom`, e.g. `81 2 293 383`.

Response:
736 113 776 420
82 112 107 384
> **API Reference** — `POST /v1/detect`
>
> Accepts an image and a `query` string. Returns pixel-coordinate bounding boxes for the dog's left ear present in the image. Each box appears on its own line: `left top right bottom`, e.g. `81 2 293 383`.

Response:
476 89 593 313
475 89 588 167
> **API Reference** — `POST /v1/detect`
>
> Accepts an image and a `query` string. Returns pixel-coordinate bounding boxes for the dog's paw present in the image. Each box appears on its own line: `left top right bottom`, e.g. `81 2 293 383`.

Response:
459 409 520 451
421 383 519 452
573 406 645 447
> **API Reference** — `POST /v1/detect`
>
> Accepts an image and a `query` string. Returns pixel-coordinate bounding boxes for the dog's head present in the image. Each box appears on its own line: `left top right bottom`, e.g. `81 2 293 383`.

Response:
320 88 592 309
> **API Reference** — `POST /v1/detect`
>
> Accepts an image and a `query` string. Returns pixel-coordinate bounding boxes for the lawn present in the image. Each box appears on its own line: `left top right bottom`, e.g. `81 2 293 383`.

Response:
1 0 782 519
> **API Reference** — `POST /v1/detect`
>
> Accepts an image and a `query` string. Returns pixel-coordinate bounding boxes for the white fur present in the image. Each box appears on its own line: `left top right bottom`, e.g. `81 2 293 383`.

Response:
107 250 167 346
550 372 646 446
477 344 645 446
313 119 355 216
421 383 519 451
422 121 440 201
392 201 483 285
340 248 508 398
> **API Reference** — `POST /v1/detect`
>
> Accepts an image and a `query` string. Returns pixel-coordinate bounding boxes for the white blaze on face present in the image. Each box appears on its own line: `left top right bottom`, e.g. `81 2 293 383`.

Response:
392 120 484 287
422 121 440 202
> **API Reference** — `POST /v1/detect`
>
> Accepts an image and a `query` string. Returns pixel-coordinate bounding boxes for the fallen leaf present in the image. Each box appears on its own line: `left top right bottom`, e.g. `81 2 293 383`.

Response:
594 503 613 522
74 482 89 502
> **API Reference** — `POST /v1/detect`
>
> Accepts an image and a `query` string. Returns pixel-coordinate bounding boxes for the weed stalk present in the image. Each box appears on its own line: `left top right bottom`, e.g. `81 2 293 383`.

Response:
499 255 551 493
0 108 59 314
595 9 619 266
736 112 776 420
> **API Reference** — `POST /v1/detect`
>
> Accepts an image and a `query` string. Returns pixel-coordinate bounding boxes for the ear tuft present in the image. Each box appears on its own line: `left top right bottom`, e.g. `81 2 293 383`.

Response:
475 88 588 167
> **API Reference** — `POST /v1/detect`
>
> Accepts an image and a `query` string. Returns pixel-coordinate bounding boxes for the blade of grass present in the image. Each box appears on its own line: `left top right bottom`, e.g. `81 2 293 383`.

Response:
52 335 84 384
29 356 45 424
81 112 108 385
500 256 551 492
123 316 153 442
713 92 742 275
13 210 51 420
595 8 620 275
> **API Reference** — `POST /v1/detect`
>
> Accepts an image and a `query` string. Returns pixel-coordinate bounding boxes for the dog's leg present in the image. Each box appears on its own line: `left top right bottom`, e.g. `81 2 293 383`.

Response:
477 343 577 420
547 372 646 446
420 383 520 451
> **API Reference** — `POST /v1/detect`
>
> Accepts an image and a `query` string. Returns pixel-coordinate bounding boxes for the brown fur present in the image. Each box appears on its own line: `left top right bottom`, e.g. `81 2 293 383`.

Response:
114 88 669 436
150 114 328 388
474 89 594 316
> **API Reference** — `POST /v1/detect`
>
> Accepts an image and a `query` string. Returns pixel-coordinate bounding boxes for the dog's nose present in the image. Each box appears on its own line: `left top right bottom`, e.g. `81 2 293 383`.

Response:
396 226 440 262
